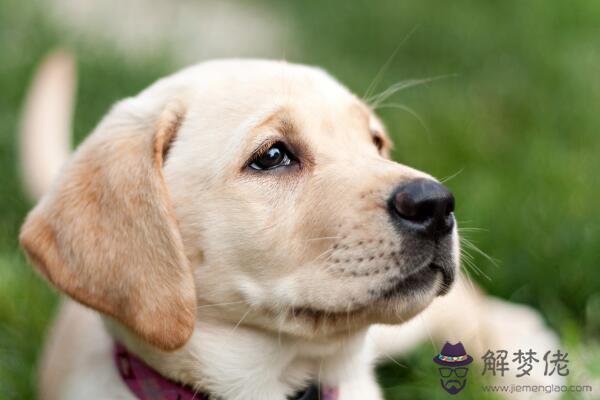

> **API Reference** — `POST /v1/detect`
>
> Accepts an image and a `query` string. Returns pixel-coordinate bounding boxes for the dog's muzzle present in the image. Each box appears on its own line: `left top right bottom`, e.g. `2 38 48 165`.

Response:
387 178 457 292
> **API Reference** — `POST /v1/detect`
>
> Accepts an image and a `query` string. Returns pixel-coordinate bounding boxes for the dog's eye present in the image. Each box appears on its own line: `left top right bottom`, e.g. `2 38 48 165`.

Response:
249 142 294 170
371 130 385 152
372 135 384 152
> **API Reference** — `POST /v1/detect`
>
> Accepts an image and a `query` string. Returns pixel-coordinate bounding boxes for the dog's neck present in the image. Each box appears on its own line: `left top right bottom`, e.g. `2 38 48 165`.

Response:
106 315 372 400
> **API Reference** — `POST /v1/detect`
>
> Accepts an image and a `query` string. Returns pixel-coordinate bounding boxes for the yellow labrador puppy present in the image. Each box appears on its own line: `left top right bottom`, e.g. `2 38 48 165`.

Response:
20 53 560 400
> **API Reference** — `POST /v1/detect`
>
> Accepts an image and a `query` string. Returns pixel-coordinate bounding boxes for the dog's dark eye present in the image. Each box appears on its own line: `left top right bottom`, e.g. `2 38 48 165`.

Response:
373 135 384 152
371 130 385 152
249 142 294 170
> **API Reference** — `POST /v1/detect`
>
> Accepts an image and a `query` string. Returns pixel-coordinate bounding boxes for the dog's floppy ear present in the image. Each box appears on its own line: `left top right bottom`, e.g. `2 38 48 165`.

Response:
19 100 195 351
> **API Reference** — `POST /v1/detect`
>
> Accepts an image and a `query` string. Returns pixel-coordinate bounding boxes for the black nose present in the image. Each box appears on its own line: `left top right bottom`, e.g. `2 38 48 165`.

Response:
388 179 455 239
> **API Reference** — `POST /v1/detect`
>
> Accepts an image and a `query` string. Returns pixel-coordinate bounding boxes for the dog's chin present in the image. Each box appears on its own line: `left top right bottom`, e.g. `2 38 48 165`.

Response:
267 262 454 339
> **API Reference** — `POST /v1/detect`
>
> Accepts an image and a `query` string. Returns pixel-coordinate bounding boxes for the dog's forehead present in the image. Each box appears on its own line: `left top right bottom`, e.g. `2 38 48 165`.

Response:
175 59 381 142
168 59 353 101
204 59 352 95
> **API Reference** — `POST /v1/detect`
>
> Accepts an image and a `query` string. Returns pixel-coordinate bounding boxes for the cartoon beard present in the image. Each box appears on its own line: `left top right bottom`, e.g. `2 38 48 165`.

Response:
440 378 467 395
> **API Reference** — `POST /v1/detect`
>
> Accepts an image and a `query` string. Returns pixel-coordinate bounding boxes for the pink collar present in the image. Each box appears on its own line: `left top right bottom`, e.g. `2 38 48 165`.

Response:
114 343 339 400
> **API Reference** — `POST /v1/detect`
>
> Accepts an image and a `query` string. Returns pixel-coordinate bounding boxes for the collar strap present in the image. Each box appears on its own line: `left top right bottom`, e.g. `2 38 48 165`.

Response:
114 343 339 400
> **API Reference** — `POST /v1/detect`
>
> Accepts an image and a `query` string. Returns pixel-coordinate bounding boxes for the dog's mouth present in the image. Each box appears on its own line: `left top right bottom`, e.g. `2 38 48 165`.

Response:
377 260 454 300
287 304 369 326
284 262 454 328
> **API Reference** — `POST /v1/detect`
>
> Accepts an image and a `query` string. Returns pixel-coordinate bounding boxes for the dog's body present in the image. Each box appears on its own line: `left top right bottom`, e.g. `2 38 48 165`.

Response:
21 53 561 400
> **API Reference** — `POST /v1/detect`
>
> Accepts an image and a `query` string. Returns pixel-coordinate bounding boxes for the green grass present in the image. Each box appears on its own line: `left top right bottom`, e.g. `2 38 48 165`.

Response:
0 0 599 398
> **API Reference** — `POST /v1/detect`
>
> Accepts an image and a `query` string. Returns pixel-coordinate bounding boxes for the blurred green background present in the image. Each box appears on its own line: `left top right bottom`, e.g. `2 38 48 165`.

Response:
1 0 599 399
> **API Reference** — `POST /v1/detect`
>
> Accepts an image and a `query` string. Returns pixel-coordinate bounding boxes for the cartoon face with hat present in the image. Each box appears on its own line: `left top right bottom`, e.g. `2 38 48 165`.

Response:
433 342 473 394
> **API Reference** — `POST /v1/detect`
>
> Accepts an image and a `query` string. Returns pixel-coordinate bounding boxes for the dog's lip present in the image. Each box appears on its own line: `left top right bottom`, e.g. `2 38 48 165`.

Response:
280 262 454 322
429 263 454 295
286 263 446 318
378 261 451 299
288 304 368 320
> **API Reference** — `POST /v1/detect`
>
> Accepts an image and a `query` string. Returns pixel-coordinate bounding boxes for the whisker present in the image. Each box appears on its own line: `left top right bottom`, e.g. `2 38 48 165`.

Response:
460 253 477 269
461 267 477 294
438 281 453 295
372 102 430 137
367 80 425 108
459 248 478 268
366 74 456 109
457 227 487 233
309 247 336 265
197 301 246 309
362 25 420 100
304 236 342 242
317 358 324 400
460 252 481 275
439 168 464 184
191 387 200 400
461 237 499 268
381 352 408 369
230 308 252 334
461 252 491 281
459 247 475 259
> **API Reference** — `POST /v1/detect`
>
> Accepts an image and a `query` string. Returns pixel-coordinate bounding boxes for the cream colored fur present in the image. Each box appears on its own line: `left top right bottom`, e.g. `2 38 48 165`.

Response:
21 52 562 400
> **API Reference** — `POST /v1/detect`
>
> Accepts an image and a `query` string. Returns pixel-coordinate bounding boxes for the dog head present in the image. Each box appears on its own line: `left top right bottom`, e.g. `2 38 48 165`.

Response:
20 60 459 350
